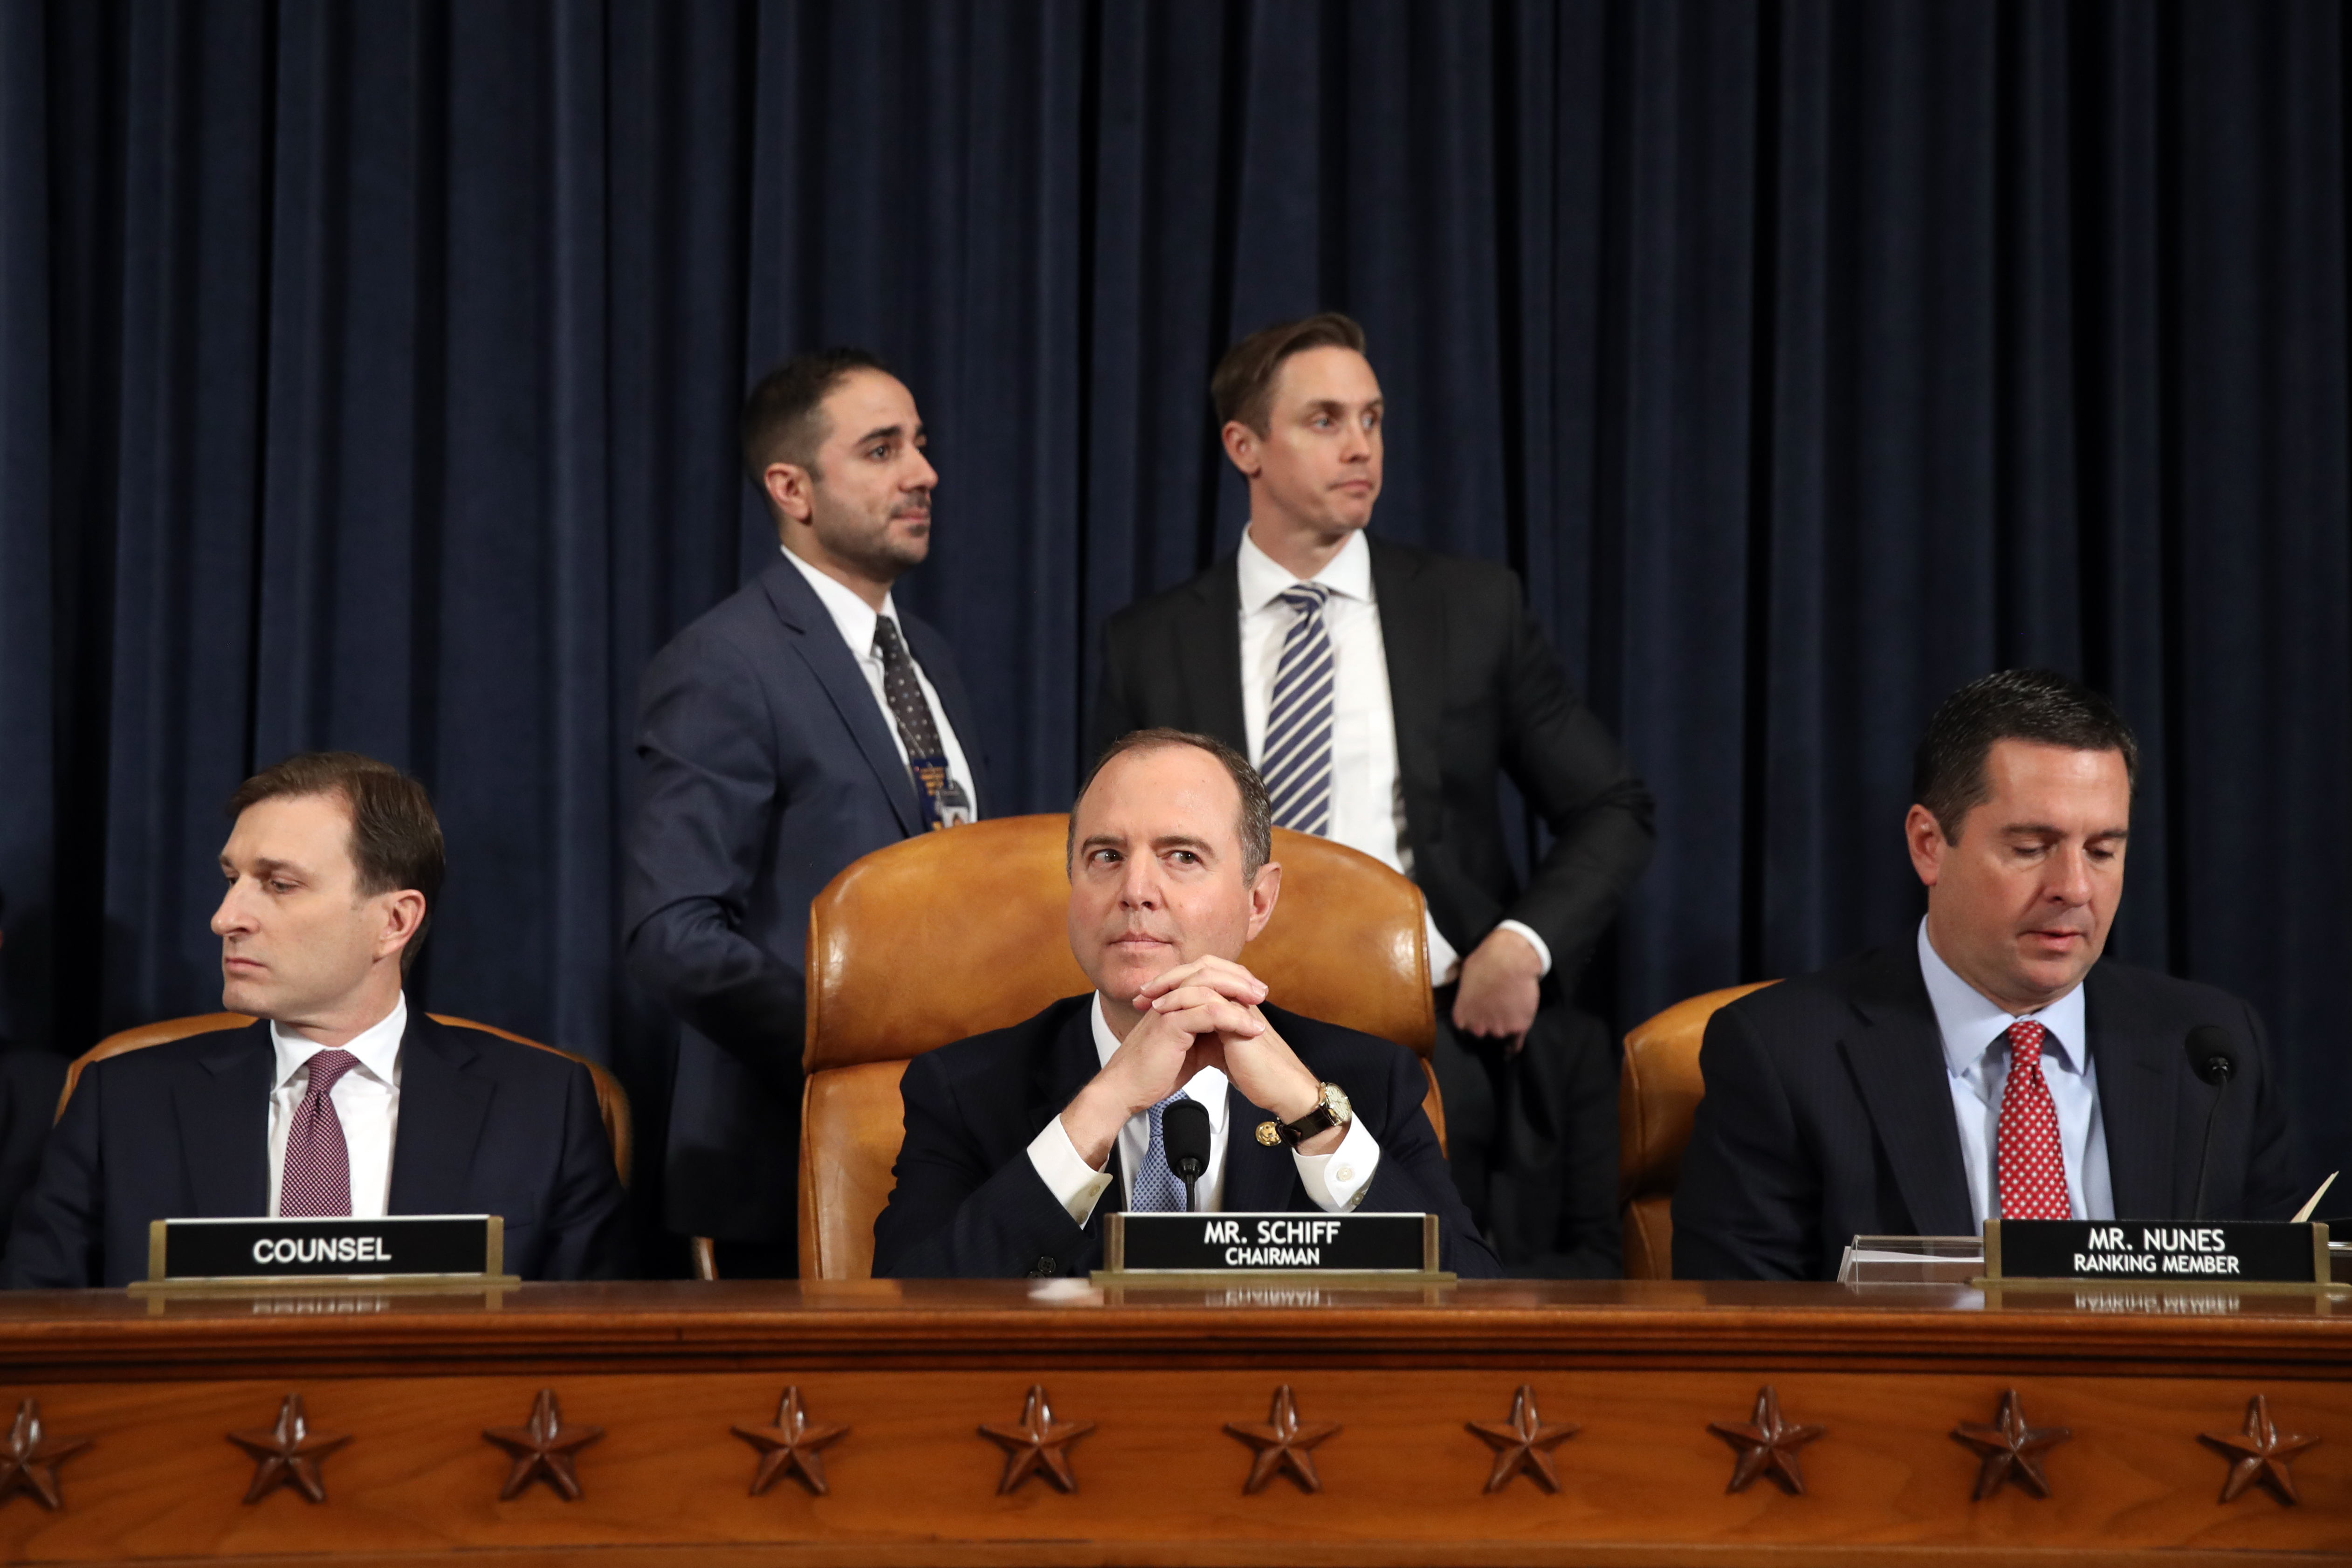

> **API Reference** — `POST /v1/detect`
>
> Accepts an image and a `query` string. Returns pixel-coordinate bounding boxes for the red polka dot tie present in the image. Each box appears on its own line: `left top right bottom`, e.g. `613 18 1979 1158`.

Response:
279 1049 360 1217
1996 1021 2069 1220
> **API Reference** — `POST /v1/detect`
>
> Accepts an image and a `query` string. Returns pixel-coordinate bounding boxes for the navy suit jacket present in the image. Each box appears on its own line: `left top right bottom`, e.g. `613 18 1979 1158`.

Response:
1671 945 2304 1281
625 555 985 1241
1 1015 625 1289
871 996 1502 1279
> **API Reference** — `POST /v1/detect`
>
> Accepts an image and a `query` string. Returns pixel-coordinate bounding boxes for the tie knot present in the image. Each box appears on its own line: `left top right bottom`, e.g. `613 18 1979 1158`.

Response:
1149 1090 1191 1119
303 1049 360 1098
2005 1019 2049 1073
1277 583 1329 617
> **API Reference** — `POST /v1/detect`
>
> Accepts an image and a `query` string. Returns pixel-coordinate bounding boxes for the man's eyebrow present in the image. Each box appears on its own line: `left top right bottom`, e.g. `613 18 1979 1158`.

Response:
1151 833 1216 855
1077 832 1127 854
2000 822 2130 840
853 422 906 447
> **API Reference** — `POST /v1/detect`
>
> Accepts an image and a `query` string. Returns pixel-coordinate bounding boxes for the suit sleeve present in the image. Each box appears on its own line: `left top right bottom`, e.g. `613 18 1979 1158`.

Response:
1493 591 1656 982
1348 1048 1503 1278
1 1061 104 1289
2237 999 2304 1220
1672 1004 1821 1281
623 631 803 1088
871 1053 1093 1279
530 1062 629 1282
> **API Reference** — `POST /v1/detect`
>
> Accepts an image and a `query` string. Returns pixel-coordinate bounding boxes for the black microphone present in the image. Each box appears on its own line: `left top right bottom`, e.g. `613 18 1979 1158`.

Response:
1163 1099 1212 1214
2185 1025 2241 1222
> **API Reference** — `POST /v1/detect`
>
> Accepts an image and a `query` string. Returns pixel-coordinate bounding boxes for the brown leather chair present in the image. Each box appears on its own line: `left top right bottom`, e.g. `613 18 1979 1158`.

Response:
61 1013 634 1188
793 813 1443 1281
1616 980 1776 1280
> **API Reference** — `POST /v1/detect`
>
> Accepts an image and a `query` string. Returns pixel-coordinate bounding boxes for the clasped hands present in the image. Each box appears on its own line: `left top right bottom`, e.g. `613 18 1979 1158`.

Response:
1059 956 1344 1169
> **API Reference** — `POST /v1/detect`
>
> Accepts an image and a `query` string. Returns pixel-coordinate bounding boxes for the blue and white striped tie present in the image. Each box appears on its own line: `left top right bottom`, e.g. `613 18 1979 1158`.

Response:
1260 583 1335 836
1127 1092 1193 1213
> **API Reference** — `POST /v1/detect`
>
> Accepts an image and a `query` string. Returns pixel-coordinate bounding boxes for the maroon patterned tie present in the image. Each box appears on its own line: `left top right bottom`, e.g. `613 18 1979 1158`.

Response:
279 1049 361 1218
1996 1021 2069 1220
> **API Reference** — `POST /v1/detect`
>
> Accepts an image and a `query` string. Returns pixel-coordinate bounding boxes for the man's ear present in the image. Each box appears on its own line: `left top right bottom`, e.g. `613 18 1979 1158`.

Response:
763 461 816 525
1220 420 1262 480
375 889 428 965
1905 804 1947 889
1243 860 1282 943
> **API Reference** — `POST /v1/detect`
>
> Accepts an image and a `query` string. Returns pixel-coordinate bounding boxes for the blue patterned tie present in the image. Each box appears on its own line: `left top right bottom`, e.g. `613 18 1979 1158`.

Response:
1127 1092 1194 1213
1260 583 1335 834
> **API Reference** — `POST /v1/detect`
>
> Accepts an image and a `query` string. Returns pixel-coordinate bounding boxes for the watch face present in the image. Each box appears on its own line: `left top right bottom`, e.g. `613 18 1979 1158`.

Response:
1321 1082 1353 1122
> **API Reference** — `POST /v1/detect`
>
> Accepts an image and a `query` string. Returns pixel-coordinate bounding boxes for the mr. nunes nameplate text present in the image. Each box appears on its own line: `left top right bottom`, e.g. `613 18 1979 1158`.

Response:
150 1215 504 1283
1118 1212 1430 1272
1987 1219 2330 1286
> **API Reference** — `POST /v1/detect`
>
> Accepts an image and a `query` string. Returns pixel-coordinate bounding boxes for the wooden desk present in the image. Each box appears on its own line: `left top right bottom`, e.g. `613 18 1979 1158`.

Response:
0 1279 2344 1564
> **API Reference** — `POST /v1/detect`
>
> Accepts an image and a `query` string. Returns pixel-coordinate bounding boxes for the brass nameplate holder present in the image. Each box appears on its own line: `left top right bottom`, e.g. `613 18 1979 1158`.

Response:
1092 1212 1454 1287
131 1214 520 1296
1978 1219 2341 1297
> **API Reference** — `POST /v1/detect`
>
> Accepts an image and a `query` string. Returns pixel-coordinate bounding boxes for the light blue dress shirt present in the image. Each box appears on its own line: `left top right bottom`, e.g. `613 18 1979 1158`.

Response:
1916 918 2113 1227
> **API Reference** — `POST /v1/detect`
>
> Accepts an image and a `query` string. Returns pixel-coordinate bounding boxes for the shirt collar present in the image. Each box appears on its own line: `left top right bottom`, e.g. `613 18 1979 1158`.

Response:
270 991 407 1091
781 544 897 658
1089 993 1231 1131
1916 917 2090 1078
1235 526 1374 615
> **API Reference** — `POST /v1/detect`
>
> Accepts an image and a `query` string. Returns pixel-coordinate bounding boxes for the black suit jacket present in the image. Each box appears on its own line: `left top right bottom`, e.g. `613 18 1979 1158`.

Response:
871 996 1502 1279
1091 537 1652 980
1 1015 626 1288
626 554 986 1241
1671 945 2304 1281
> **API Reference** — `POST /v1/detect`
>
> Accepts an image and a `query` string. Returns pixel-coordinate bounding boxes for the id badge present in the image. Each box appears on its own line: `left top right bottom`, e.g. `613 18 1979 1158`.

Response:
908 755 973 830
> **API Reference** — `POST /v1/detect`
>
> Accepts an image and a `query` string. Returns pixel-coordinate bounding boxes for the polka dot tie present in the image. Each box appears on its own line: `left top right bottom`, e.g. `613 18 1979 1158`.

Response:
1995 1021 2069 1220
279 1049 360 1218
872 615 961 829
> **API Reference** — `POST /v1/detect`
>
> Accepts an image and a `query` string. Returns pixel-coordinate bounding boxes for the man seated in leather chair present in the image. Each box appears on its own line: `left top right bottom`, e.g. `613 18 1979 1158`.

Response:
872 728 1500 1279
4 752 624 1289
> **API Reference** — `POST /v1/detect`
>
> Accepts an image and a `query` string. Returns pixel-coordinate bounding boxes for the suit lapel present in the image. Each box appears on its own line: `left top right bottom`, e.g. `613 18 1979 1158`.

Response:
1219 1080 1302 1211
385 1016 495 1216
2082 966 2181 1218
184 1024 273 1216
1368 539 1445 813
1840 947 1977 1235
759 558 924 835
1177 561 1249 751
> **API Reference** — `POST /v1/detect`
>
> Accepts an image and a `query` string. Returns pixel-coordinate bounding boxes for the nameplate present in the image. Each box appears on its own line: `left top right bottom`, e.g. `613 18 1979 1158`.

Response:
140 1215 510 1288
1097 1212 1445 1282
1985 1219 2332 1287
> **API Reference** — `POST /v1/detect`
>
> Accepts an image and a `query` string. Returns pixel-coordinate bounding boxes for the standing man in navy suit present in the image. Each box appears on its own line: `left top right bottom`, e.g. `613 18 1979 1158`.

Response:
627 349 986 1277
4 753 623 1288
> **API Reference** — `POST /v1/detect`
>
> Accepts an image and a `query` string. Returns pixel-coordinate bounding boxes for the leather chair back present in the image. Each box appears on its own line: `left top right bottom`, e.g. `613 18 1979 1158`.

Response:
1617 981 1774 1279
799 813 1441 1280
62 1012 634 1187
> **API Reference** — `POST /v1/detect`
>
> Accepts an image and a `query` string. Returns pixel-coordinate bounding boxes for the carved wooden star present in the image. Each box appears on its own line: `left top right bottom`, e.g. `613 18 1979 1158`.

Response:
1951 1388 2070 1499
0 1397 91 1511
978 1385 1093 1495
483 1389 604 1501
732 1386 848 1496
1467 1384 1578 1493
227 1393 351 1505
1225 1384 1341 1495
2201 1395 2320 1505
1709 1385 1823 1495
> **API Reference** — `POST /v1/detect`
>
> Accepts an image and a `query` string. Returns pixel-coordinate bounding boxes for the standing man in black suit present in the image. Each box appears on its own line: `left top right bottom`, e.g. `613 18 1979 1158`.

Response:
3 753 624 1288
1091 314 1653 1275
873 729 1498 1279
627 349 986 1276
1673 671 2302 1281
0 889 68 1255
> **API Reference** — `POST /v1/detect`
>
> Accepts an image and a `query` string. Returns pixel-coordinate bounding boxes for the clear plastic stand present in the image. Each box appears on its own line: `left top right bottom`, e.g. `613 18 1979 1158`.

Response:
1836 1235 1983 1286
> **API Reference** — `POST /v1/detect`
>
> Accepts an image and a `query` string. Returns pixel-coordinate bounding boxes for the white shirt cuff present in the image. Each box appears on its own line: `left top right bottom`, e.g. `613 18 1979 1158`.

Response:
1493 918 1554 978
1291 1114 1381 1213
1026 1116 1116 1227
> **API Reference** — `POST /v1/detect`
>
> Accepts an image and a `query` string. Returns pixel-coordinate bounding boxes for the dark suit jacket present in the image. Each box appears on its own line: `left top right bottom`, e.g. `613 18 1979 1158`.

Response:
1 1015 625 1289
1671 945 2304 1281
871 995 1503 1279
0 1046 66 1257
625 555 985 1241
1091 537 1652 982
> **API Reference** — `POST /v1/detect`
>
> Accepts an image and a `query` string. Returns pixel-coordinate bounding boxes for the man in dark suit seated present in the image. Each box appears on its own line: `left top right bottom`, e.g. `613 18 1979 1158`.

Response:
4 753 624 1289
872 729 1501 1280
1673 671 2301 1281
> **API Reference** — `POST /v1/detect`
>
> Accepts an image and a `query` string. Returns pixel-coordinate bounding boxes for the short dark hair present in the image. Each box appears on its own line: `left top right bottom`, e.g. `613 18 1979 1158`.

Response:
1211 312 1369 436
227 752 446 974
1070 729 1275 881
1912 670 2140 841
740 347 891 487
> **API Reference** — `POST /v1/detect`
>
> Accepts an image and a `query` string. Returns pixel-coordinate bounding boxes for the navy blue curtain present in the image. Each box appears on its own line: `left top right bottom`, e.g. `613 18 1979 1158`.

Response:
4 0 2344 1247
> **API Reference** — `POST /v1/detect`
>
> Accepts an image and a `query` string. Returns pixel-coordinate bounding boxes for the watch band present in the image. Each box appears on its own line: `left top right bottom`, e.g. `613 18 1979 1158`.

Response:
1273 1083 1347 1147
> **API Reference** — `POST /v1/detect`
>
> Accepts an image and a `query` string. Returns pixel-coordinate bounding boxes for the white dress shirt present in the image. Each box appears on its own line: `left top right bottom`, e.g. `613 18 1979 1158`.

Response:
1917 919 2112 1227
781 546 977 813
267 992 407 1218
1234 528 1551 985
1024 994 1382 1224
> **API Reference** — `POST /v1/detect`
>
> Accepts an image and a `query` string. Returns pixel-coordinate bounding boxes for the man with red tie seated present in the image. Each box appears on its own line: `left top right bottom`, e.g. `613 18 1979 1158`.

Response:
3 753 624 1289
1672 672 2303 1281
872 729 1499 1279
